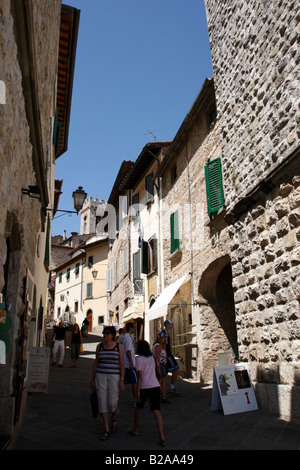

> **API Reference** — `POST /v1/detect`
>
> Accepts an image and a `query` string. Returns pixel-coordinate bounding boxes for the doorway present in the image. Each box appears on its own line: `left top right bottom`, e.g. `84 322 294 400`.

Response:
198 256 238 379
86 309 93 332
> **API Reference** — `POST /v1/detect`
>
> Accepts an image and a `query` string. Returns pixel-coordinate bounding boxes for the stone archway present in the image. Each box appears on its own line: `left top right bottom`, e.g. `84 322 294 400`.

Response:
198 255 238 380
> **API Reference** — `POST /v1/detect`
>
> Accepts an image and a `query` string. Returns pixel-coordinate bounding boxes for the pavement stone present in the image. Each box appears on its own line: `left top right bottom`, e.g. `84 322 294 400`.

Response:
8 331 300 456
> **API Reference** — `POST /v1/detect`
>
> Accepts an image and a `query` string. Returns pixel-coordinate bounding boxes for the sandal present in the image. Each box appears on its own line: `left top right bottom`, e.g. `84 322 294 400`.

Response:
159 439 166 447
128 428 139 436
100 431 109 441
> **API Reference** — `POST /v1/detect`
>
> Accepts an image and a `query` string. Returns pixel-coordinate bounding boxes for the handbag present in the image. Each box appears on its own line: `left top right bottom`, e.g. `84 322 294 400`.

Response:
167 354 179 372
79 343 84 353
90 391 98 418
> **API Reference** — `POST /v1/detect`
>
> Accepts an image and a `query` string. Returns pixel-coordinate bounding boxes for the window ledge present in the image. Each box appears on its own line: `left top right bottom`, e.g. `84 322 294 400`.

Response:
168 248 182 261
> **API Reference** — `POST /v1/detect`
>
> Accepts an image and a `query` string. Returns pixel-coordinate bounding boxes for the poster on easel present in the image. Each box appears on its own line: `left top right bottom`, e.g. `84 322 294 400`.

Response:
28 347 50 393
211 363 258 415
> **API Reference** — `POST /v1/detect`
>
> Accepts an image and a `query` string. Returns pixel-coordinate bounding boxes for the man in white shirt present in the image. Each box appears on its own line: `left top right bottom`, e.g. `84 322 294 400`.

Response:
123 322 137 404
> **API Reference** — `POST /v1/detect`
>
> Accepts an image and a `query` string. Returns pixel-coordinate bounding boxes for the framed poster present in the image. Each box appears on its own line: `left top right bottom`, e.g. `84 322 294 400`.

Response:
212 363 258 415
28 347 50 393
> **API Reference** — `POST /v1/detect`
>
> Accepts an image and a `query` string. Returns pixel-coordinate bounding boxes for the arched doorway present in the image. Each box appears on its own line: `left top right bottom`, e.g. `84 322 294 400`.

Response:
86 309 93 332
198 255 238 381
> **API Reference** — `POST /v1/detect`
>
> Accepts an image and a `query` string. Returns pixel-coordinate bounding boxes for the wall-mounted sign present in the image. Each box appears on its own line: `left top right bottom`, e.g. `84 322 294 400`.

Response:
134 279 143 295
211 363 258 415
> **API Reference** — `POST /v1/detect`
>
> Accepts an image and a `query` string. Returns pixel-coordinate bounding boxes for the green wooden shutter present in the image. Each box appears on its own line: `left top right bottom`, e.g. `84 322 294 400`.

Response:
170 210 180 253
86 282 93 298
205 158 224 214
53 107 61 157
152 238 157 270
44 214 50 267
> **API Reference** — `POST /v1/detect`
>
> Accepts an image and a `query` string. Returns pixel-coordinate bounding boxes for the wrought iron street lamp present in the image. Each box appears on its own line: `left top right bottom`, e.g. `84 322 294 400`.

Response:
21 185 87 215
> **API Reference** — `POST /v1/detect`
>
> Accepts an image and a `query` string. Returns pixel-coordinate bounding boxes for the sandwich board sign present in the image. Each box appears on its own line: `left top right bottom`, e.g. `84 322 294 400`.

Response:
211 363 258 415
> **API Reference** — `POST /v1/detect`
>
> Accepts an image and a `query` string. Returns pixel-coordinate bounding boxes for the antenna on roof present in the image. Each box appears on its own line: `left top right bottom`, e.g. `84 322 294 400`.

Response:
145 128 158 142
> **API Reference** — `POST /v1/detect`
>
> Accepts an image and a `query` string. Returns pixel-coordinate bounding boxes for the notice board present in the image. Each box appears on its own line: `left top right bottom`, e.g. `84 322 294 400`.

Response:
28 347 50 393
211 363 258 415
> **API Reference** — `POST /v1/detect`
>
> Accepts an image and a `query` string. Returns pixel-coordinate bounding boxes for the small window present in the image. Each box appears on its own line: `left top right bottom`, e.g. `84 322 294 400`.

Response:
86 282 93 298
59 273 62 283
145 173 154 203
74 263 80 277
171 164 177 184
66 268 70 280
88 256 93 268
106 269 112 292
133 251 140 280
131 193 140 218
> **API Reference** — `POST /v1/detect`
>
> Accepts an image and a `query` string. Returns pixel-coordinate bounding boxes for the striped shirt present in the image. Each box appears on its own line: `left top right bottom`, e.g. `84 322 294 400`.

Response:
96 342 121 375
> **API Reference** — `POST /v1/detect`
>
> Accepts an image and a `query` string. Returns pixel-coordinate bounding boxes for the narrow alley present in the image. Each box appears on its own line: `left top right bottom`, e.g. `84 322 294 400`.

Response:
10 330 300 453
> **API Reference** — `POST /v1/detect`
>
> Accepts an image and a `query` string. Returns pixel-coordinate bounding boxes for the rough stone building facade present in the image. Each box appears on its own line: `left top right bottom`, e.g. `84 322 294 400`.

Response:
0 1 79 443
155 79 233 381
105 161 134 327
204 0 300 419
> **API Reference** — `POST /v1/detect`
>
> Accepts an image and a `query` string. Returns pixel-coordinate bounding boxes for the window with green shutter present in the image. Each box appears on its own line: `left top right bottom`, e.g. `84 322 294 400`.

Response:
44 214 50 268
170 210 180 253
86 282 93 298
205 157 225 214
53 107 61 157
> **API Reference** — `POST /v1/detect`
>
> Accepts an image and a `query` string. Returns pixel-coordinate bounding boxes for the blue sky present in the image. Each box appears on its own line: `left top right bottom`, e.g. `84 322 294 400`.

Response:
52 0 213 237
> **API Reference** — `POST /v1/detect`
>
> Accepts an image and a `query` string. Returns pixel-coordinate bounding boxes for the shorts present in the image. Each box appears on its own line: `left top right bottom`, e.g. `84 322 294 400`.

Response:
124 367 137 384
137 387 161 411
95 373 120 414
160 363 168 378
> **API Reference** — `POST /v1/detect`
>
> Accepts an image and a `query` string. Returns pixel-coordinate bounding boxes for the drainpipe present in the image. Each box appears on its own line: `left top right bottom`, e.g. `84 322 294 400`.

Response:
185 139 194 308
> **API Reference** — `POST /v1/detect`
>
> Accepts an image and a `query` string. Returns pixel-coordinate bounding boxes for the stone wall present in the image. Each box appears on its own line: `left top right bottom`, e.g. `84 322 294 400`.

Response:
229 171 300 418
204 0 299 212
0 0 61 437
160 82 234 381
204 0 300 418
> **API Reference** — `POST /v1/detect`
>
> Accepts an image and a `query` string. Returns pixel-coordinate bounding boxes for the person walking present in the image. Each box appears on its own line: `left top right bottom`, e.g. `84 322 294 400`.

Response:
162 319 179 394
129 340 166 446
152 331 170 403
51 321 68 367
69 323 82 368
91 326 125 441
123 322 138 405
81 317 89 337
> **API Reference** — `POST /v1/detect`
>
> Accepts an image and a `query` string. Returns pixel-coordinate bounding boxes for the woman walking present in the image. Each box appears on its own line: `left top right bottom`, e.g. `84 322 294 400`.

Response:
129 340 166 446
91 326 125 441
69 323 82 368
152 332 170 403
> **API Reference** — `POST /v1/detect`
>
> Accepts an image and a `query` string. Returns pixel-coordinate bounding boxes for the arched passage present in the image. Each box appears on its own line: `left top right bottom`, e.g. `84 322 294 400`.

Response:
198 255 238 380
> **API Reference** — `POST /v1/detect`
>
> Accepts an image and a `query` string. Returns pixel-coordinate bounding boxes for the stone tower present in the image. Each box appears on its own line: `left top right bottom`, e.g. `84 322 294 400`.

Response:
80 197 106 235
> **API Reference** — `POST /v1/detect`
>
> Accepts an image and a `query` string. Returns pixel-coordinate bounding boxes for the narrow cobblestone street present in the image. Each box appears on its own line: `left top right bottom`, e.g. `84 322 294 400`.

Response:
10 331 300 454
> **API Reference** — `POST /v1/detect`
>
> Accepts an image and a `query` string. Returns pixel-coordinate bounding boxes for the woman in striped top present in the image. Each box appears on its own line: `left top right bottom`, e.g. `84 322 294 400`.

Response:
91 326 125 441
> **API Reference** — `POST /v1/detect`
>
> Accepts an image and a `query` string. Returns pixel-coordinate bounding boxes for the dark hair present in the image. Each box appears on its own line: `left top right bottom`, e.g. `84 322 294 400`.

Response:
126 322 134 332
102 326 116 340
137 340 152 357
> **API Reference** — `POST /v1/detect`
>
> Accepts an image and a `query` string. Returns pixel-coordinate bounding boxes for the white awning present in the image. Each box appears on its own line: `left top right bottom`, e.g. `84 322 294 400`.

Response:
122 302 144 321
145 274 188 322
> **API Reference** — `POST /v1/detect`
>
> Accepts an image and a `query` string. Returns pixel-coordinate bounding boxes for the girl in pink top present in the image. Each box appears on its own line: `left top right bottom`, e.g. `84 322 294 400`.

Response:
129 340 166 446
